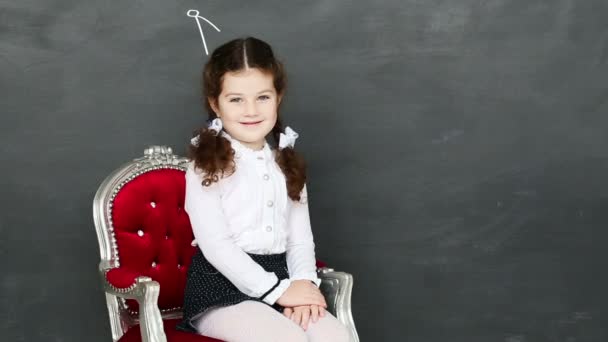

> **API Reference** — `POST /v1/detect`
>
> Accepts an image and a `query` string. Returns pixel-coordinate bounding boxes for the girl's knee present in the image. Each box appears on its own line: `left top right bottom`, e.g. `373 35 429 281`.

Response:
325 323 351 342
307 315 352 342
334 325 352 342
280 324 308 342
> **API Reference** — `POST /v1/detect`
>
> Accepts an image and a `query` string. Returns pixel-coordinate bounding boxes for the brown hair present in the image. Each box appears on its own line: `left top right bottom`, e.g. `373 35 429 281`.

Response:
187 37 306 202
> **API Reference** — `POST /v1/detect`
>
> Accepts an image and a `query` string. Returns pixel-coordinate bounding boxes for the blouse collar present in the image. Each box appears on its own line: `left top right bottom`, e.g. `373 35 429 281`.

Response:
220 130 274 161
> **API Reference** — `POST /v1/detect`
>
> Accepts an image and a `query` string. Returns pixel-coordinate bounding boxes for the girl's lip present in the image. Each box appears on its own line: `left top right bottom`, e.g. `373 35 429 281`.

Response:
241 120 262 125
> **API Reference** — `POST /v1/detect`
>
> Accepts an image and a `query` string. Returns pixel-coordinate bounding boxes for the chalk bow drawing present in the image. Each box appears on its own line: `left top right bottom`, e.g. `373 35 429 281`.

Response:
186 9 221 55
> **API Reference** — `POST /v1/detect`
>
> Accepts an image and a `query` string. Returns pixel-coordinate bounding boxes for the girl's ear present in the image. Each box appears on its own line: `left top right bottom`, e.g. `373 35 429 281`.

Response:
208 97 220 114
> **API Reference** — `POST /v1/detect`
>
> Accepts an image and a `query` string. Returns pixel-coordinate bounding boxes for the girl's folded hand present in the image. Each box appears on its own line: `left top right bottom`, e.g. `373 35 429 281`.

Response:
283 304 326 330
276 279 326 308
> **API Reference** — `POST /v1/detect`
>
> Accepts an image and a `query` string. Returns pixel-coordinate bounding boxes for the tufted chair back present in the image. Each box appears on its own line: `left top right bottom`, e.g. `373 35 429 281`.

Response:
94 146 194 322
110 168 197 313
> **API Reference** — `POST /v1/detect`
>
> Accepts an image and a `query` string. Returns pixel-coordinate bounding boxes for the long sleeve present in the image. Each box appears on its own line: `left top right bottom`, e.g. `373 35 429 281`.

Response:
285 183 322 287
184 165 291 304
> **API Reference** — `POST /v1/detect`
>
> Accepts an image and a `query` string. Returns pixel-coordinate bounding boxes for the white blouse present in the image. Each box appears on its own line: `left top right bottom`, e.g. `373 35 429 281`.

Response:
184 130 322 306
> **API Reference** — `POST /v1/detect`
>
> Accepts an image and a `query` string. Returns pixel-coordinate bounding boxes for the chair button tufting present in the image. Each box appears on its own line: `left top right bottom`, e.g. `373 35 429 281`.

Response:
165 235 169 240
137 230 144 237
177 264 181 269
151 261 157 267
150 201 156 208
266 225 272 232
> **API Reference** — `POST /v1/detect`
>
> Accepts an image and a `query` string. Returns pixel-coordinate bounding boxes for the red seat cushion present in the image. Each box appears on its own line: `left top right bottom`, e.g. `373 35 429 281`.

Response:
118 319 223 342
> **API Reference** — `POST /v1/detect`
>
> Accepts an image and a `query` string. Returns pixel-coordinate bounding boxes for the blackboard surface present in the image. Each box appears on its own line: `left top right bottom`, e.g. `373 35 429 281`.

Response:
2 0 607 341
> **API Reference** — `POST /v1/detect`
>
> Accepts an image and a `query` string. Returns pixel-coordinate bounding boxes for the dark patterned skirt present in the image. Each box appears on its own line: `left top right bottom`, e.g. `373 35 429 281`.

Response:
175 249 289 333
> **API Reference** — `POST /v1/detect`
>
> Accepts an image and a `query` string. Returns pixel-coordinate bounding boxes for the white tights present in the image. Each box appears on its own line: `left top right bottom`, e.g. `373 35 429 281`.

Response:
193 300 353 342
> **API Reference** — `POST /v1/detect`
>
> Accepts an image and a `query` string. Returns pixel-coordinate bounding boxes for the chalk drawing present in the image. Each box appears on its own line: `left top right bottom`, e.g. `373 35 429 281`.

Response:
186 9 221 55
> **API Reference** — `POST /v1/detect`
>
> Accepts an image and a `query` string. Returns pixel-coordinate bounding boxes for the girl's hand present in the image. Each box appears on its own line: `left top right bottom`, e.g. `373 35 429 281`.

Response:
276 280 327 308
283 304 326 330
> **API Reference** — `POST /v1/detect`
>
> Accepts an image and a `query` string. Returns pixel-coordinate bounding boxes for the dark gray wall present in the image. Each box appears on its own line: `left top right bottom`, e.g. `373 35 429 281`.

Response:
2 0 607 341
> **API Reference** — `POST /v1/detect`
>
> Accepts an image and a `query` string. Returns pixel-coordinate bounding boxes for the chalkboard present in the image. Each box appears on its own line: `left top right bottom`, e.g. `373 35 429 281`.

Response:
1 0 607 341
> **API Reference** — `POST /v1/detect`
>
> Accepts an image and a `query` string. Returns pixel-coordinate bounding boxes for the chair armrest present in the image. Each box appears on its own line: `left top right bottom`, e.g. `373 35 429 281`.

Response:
317 267 360 342
99 262 167 342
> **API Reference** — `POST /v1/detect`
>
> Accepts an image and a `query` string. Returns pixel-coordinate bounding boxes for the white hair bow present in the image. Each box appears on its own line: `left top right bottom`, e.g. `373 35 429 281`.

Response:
208 117 223 133
190 117 223 146
278 126 299 150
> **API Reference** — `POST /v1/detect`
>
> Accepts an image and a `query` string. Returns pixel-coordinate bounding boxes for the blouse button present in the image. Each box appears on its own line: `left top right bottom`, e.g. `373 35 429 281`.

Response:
257 156 264 160
266 225 273 232
263 174 269 180
267 200 274 207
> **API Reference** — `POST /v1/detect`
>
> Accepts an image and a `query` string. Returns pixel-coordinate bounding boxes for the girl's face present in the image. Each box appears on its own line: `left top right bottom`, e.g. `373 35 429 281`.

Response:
209 67 282 151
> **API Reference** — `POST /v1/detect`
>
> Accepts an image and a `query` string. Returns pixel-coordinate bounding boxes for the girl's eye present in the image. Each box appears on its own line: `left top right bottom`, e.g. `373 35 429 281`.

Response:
229 95 270 103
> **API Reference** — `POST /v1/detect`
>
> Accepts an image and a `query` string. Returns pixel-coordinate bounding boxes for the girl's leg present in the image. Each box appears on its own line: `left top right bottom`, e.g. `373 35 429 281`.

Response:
193 300 307 342
304 311 352 342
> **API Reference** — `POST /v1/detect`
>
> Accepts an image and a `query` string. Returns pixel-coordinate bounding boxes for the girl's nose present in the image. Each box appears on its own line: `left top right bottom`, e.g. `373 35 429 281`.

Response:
245 99 257 116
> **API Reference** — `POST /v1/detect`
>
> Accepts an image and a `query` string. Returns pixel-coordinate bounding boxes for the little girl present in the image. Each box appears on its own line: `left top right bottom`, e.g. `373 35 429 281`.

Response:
175 37 352 341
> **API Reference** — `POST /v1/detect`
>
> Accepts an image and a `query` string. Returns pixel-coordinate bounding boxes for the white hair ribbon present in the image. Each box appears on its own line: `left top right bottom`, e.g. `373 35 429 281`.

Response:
279 126 299 150
208 117 223 134
190 117 223 146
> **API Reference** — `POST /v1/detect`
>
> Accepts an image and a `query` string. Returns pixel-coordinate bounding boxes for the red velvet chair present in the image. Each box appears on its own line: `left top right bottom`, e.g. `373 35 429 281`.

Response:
93 145 359 342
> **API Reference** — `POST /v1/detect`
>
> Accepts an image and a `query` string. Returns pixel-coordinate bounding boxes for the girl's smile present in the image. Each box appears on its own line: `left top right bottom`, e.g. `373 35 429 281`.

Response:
240 120 263 126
